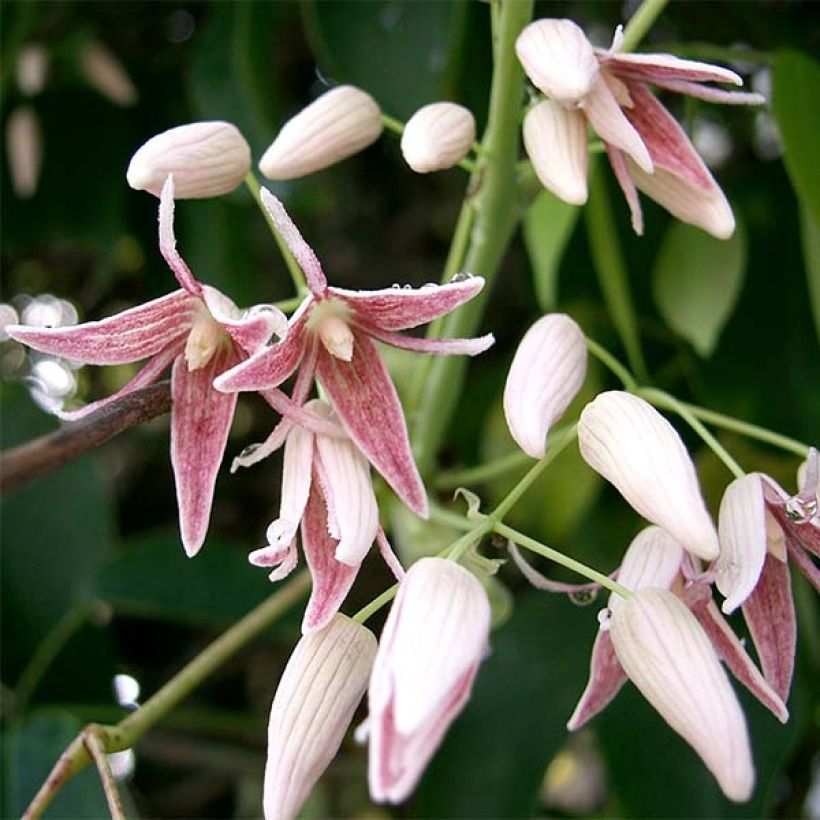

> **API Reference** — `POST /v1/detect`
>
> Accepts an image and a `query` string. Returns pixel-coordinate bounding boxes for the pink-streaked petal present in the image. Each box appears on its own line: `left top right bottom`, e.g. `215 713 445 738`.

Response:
171 347 238 557
260 188 328 295
741 554 796 702
159 176 202 296
647 79 765 105
623 81 713 191
377 529 405 581
261 386 346 439
6 291 195 365
213 303 311 392
566 629 627 730
315 422 380 566
605 144 644 235
690 596 788 723
329 277 485 332
600 52 744 87
301 484 360 633
522 100 589 205
508 542 610 593
56 342 181 421
363 324 495 357
201 285 288 355
582 75 653 173
316 334 428 518
249 541 300 582
788 540 820 591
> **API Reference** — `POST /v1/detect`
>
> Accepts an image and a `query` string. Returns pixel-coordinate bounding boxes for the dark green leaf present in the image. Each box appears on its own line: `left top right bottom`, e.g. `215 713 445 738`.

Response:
652 218 747 357
799 205 820 343
771 50 820 225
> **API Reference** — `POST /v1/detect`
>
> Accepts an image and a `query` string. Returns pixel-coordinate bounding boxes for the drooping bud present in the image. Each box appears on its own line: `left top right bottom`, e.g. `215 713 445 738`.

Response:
400 102 476 173
523 100 589 205
578 391 719 560
609 587 754 802
503 313 587 459
515 19 600 104
264 615 377 820
127 122 252 199
79 39 137 107
6 105 42 199
259 85 383 180
16 44 49 96
367 557 490 803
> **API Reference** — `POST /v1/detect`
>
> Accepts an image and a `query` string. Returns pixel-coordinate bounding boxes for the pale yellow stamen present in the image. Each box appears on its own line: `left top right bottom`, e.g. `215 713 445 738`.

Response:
308 298 355 362
764 510 787 562
185 313 225 371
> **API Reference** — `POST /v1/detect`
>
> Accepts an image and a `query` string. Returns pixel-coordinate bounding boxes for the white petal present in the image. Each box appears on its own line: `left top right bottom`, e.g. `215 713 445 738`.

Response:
582 76 653 173
522 101 589 205
264 615 377 820
716 474 768 614
127 121 251 199
578 391 719 560
259 85 383 180
401 102 476 173
609 525 684 611
610 588 754 802
515 19 599 104
503 313 587 458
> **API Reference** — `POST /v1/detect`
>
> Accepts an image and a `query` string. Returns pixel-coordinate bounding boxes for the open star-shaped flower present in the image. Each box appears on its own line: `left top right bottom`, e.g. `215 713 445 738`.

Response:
7 176 292 557
214 188 494 518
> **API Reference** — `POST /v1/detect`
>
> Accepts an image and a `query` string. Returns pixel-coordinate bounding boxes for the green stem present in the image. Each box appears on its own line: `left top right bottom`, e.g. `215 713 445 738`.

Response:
640 387 744 478
495 522 631 598
411 0 534 475
620 0 670 52
352 583 399 625
23 572 310 820
244 173 307 295
492 425 578 521
428 502 479 532
272 295 305 314
586 336 638 390
585 163 649 382
434 449 532 490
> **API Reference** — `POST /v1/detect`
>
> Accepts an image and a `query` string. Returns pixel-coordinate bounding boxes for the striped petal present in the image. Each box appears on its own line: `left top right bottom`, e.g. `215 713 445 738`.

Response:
202 285 287 355
566 629 627 730
159 176 203 296
600 52 744 87
363 324 494 357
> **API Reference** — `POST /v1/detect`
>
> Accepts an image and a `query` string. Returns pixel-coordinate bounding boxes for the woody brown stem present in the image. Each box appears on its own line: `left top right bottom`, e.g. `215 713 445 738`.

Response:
0 381 171 494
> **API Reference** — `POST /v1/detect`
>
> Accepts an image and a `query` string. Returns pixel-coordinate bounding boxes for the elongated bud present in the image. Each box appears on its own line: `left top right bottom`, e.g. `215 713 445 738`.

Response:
367 558 490 803
16 44 49 96
79 40 137 107
259 85 383 180
6 105 42 199
264 615 377 820
503 313 587 459
609 588 754 802
400 102 475 173
127 122 251 199
516 19 599 104
715 474 768 614
578 391 719 560
523 100 589 205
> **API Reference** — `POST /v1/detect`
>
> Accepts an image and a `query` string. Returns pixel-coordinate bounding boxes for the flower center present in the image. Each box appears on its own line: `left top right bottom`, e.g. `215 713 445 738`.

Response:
185 312 227 371
309 298 354 362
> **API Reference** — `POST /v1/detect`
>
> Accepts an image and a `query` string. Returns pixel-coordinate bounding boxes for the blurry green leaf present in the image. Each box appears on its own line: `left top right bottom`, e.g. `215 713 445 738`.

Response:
523 190 579 311
799 205 820 343
4 712 109 818
1 386 113 681
652 219 746 357
771 50 820 225
411 590 595 817
95 533 273 625
304 1 465 118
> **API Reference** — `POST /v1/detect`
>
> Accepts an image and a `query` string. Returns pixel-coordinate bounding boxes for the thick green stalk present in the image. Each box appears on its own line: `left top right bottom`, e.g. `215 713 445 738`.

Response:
620 0 670 52
411 0 533 476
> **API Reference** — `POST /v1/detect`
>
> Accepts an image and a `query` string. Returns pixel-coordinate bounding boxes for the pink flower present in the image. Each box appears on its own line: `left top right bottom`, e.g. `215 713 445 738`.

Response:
248 399 404 634
364 557 491 803
6 176 310 557
516 19 764 238
214 188 494 518
714 450 819 703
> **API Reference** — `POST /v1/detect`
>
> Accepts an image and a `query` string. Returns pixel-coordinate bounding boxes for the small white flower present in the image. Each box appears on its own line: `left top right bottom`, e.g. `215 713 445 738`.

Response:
127 121 251 199
259 85 383 180
400 102 476 173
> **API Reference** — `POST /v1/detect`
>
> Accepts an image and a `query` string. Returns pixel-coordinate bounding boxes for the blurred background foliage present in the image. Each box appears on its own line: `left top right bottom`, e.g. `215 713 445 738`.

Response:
1 1 819 817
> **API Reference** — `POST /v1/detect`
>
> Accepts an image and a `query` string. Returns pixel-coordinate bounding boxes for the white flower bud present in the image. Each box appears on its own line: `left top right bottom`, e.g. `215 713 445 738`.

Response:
503 313 587 459
259 85 383 180
264 615 377 820
400 102 476 173
16 44 49 96
6 105 42 199
578 391 719 560
127 121 252 199
79 40 137 107
610 588 754 802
